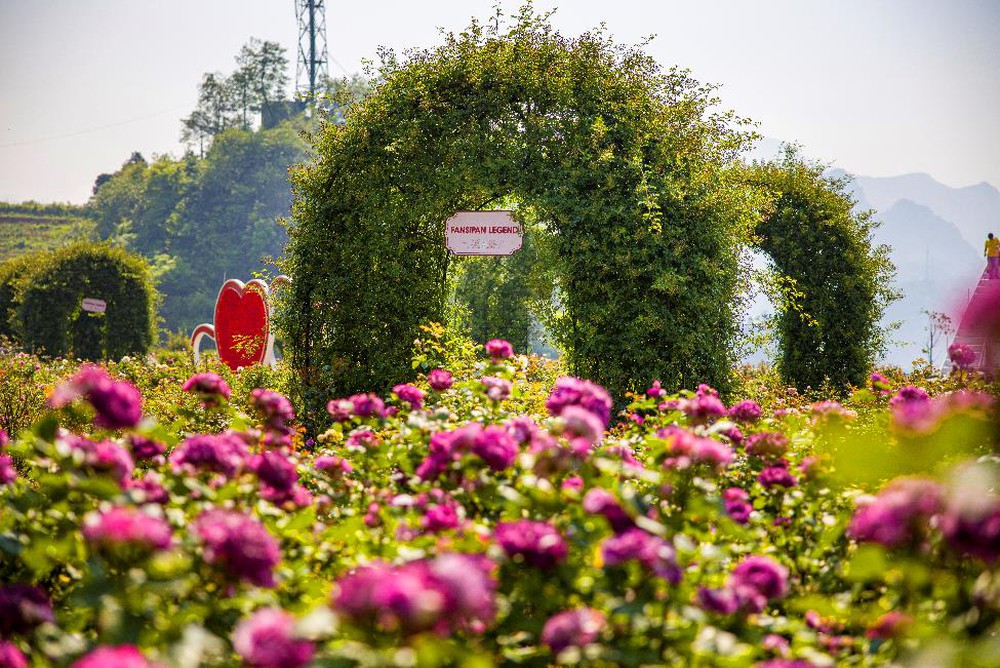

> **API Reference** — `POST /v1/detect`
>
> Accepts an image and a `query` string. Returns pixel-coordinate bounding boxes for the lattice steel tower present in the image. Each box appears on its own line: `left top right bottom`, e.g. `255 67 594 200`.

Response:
296 0 329 99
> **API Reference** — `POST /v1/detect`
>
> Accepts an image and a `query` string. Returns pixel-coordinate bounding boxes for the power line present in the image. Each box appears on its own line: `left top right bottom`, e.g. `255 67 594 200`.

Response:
0 104 189 149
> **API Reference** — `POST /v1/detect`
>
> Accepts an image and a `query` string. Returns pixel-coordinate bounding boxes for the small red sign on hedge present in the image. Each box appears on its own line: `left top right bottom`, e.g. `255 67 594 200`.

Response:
445 211 523 256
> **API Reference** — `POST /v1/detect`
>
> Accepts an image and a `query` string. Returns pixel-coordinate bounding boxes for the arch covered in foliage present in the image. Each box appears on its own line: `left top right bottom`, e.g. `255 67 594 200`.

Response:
13 243 157 360
750 153 895 392
281 11 888 421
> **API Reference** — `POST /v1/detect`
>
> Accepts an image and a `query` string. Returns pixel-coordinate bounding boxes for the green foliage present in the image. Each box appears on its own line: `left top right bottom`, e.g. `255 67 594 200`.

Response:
0 254 35 341
750 148 897 393
281 8 763 422
87 125 308 334
452 231 542 352
11 242 157 360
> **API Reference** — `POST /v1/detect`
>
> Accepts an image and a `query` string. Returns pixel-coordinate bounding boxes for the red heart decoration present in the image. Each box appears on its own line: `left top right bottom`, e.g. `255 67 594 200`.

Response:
213 279 270 370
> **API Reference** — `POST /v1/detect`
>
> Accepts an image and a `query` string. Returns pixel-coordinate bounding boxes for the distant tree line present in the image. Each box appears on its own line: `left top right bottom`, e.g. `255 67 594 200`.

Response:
85 40 373 336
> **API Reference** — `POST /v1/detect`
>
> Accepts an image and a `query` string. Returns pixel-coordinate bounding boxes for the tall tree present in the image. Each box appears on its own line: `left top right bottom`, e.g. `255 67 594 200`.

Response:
182 40 290 151
182 73 237 154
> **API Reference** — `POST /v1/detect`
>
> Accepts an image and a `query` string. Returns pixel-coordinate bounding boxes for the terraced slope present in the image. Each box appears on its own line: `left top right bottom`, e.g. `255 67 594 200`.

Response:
0 204 95 262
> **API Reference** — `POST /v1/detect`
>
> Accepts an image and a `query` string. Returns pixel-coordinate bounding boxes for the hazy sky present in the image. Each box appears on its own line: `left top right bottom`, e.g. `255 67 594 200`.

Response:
1 0 998 204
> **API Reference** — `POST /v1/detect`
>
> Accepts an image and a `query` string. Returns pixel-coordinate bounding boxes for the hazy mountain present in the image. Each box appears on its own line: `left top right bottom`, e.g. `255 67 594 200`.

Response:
853 173 1000 249
869 199 982 366
748 141 999 368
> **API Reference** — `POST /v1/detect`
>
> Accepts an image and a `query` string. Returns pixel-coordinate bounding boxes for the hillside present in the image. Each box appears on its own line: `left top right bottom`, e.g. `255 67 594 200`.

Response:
0 203 95 262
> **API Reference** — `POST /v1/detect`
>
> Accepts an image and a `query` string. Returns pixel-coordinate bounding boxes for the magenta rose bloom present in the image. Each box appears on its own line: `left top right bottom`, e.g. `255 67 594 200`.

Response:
429 552 498 632
331 554 496 634
758 464 797 489
50 365 142 429
427 368 453 391
169 432 248 479
314 455 353 476
232 608 315 668
250 451 300 503
392 384 425 410
82 506 172 553
728 400 763 423
541 607 606 654
71 645 162 668
127 435 165 460
194 509 281 587
696 586 740 615
889 385 937 432
682 385 727 423
485 338 514 361
348 392 386 419
745 432 789 460
601 528 680 582
0 454 16 485
421 502 461 533
66 436 134 486
126 472 169 505
948 342 977 369
646 380 666 398
583 488 635 534
723 487 752 524
560 405 606 446
472 424 518 471
939 501 1000 564
847 477 943 549
0 584 54 636
414 423 475 480
182 372 231 407
729 556 789 612
870 372 892 394
546 377 613 428
345 429 380 450
495 520 567 570
0 642 27 668
251 389 296 446
658 426 733 472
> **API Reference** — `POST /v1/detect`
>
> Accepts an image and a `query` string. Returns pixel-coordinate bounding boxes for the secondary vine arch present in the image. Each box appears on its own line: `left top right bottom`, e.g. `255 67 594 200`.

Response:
281 10 889 423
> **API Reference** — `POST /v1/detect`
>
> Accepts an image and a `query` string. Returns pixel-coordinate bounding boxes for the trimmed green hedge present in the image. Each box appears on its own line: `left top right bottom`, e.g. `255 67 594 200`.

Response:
0 242 157 359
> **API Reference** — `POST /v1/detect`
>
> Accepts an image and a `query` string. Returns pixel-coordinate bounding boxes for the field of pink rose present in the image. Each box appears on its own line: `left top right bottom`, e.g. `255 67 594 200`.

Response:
0 339 998 667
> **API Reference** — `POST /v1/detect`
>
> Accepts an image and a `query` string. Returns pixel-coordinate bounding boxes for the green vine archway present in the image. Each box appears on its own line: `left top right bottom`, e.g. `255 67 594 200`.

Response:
281 9 888 423
750 152 896 392
15 242 157 360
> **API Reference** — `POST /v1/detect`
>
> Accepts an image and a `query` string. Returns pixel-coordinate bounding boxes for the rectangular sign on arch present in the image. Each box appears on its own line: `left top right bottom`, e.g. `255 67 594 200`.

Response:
444 210 523 256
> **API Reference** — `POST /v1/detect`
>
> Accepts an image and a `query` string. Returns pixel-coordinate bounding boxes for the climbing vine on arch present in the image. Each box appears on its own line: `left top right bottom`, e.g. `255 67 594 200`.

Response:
749 148 896 392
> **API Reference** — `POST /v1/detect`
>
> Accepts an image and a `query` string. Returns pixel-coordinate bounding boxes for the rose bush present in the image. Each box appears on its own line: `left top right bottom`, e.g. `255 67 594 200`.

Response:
0 338 997 666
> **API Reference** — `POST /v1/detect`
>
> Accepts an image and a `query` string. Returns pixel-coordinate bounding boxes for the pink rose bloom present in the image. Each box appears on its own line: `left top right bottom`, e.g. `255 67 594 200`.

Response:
485 338 514 361
181 372 231 407
50 365 142 430
427 368 453 391
392 384 425 410
233 608 315 668
72 645 163 668
541 607 605 654
82 506 172 553
494 520 567 570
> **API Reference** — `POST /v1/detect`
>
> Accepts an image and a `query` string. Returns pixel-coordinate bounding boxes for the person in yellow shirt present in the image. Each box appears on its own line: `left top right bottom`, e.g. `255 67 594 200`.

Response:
986 233 1000 279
